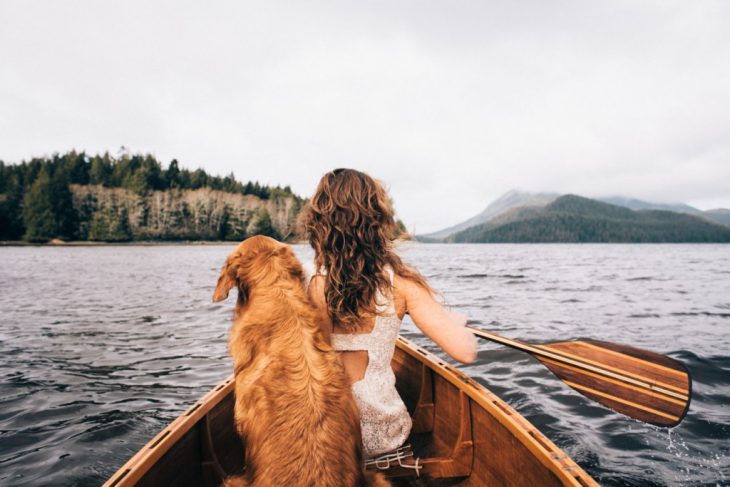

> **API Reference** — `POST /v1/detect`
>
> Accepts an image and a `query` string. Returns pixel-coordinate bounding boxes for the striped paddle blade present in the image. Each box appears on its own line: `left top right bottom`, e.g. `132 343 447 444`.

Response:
535 340 691 427
468 327 691 427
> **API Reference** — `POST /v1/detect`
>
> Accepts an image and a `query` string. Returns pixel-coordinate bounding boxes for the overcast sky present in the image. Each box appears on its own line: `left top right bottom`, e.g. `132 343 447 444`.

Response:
1 1 729 232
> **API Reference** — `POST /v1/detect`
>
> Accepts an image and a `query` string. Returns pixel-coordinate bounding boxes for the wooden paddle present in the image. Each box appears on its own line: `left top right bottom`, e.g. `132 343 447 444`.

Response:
467 326 691 427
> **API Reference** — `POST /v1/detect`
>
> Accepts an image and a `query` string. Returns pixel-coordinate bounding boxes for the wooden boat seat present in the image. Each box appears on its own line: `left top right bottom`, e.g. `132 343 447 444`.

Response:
366 363 474 480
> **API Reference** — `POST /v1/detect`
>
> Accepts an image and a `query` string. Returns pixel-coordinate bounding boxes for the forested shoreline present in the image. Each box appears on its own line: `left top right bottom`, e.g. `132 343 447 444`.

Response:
0 151 304 242
6 151 725 245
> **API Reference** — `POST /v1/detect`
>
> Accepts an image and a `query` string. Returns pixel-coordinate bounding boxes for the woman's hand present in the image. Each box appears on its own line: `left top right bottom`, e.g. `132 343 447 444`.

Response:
395 275 478 364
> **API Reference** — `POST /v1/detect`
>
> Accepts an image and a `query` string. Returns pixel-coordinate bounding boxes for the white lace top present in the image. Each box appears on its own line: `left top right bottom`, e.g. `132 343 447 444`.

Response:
306 264 412 458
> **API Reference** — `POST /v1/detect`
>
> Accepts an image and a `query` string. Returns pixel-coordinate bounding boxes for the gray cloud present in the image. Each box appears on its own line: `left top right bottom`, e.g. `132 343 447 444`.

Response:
1 1 729 232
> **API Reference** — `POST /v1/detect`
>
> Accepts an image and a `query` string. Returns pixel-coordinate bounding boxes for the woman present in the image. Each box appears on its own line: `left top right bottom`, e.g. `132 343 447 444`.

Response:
302 168 477 460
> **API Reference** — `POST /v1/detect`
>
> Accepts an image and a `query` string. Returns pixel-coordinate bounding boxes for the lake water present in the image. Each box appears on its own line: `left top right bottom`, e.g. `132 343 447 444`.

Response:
0 243 728 486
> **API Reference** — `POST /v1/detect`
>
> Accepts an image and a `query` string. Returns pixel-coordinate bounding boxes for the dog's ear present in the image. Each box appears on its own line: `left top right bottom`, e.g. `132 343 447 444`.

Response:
273 245 305 280
213 254 240 302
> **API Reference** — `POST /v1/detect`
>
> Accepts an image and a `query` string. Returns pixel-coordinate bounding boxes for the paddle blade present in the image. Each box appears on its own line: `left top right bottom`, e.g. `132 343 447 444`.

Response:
535 339 691 427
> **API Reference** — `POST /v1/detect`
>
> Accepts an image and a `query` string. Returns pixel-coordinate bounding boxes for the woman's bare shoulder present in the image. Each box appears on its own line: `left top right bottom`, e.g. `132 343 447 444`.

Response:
391 273 419 319
393 272 476 364
392 272 430 298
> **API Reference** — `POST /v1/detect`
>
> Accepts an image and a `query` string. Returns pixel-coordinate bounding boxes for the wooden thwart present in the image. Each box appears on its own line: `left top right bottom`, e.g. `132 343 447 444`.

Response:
468 326 691 427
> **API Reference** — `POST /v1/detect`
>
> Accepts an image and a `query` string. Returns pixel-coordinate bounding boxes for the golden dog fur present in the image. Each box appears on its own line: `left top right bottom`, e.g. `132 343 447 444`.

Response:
213 236 390 487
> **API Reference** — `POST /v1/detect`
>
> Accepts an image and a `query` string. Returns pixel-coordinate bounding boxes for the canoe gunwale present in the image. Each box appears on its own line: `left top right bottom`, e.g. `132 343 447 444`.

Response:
395 336 598 487
103 377 235 487
104 337 598 487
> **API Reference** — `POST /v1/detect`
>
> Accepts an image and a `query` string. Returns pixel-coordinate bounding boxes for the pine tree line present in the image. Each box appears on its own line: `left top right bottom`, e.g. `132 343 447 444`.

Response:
0 150 302 242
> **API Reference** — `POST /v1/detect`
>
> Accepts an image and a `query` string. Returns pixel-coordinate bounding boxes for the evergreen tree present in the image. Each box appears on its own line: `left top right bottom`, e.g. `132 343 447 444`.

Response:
88 206 132 241
165 159 181 188
222 172 236 193
217 206 231 240
111 152 134 188
89 154 111 185
126 160 159 194
22 169 77 241
251 208 280 239
190 169 207 189
58 150 90 185
0 164 25 239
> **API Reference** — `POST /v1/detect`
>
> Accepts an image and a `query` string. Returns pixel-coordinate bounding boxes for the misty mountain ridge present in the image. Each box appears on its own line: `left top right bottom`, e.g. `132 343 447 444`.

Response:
422 190 559 240
597 196 702 214
420 190 730 243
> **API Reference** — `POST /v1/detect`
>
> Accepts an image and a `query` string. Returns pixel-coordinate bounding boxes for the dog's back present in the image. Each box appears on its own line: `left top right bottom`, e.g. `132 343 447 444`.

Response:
214 237 389 487
230 302 366 486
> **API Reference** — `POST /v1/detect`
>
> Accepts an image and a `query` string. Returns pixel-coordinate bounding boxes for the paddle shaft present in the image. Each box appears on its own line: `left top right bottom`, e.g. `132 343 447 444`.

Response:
466 326 686 401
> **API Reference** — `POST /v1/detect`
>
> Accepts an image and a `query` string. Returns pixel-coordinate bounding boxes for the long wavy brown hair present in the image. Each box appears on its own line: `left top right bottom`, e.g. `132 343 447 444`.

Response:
301 168 431 331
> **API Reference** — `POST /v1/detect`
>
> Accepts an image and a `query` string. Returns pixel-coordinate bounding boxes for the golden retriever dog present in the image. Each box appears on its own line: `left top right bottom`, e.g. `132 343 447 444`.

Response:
212 235 390 487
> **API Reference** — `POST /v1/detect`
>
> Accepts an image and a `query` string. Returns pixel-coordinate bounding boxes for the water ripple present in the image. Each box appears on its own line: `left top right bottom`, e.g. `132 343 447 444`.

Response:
0 243 728 486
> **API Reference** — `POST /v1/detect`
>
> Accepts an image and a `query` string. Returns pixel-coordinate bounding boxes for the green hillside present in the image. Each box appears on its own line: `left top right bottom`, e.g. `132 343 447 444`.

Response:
449 195 730 243
0 151 303 242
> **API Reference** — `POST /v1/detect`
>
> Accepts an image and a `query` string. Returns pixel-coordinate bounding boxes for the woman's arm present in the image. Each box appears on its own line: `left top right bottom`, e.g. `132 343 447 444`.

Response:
395 274 477 364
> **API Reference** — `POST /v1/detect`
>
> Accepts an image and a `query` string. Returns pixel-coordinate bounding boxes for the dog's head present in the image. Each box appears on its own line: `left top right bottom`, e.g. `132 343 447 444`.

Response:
212 235 304 304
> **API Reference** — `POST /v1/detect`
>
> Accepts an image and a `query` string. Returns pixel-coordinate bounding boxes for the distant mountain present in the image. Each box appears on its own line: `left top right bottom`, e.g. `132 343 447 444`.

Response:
448 195 730 243
421 190 558 240
599 196 730 228
704 209 730 227
419 190 730 243
598 196 702 214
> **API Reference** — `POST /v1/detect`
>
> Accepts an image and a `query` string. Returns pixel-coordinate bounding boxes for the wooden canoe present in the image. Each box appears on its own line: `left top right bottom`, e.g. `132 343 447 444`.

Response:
104 336 599 486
